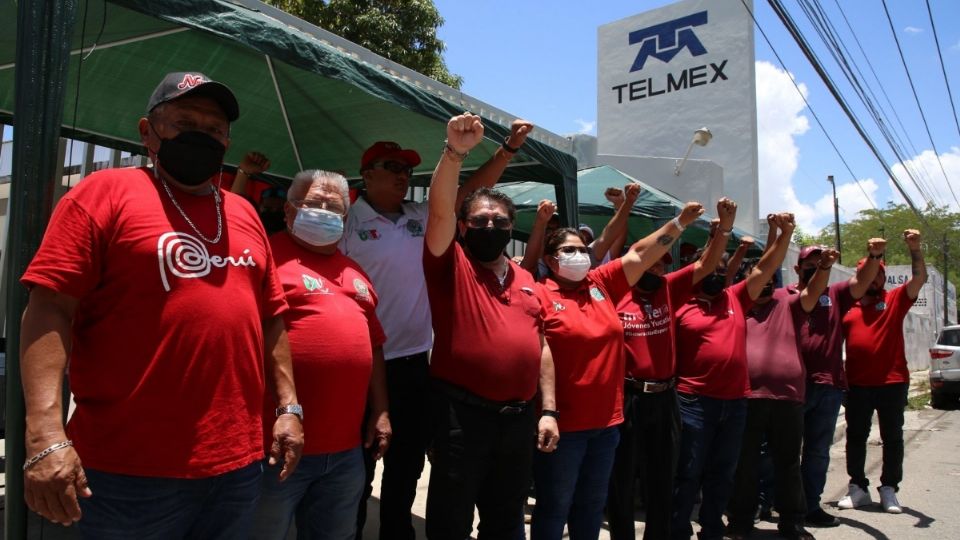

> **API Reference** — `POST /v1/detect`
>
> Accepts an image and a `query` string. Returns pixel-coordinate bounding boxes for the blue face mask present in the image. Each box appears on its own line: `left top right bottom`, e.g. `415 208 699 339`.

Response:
292 207 344 246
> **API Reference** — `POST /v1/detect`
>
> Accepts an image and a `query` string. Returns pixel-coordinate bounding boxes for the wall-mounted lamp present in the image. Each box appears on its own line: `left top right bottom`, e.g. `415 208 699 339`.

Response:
674 127 713 176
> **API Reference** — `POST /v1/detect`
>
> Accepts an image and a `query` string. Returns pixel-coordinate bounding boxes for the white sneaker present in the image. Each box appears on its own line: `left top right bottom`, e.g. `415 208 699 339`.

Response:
837 483 873 509
879 486 902 514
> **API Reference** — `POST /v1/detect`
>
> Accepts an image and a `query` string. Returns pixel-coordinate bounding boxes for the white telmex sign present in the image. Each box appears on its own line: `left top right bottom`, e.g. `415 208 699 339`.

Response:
598 0 759 233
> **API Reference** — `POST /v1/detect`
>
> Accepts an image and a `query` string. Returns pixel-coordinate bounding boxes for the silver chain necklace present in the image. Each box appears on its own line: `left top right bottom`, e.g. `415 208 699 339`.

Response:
157 170 223 244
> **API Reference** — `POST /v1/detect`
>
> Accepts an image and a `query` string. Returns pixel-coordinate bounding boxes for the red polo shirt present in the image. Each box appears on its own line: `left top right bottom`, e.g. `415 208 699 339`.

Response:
675 281 753 399
617 264 695 380
538 259 631 432
424 239 543 402
843 285 916 386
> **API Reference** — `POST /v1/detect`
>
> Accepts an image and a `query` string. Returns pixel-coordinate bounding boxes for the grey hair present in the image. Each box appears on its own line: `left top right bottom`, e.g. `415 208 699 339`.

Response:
288 170 350 213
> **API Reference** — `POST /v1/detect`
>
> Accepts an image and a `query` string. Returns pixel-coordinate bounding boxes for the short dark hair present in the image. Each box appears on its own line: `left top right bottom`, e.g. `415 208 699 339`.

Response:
458 187 516 222
544 227 587 255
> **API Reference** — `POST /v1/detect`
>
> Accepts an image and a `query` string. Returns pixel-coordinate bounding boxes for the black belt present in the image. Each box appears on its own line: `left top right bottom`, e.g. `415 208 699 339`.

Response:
432 379 532 415
625 377 676 394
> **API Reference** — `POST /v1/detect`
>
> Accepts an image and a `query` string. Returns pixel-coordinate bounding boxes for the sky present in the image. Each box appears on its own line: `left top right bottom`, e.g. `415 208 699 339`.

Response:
432 0 960 234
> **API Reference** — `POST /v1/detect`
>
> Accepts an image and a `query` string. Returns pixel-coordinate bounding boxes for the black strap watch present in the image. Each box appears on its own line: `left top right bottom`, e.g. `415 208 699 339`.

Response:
275 404 304 421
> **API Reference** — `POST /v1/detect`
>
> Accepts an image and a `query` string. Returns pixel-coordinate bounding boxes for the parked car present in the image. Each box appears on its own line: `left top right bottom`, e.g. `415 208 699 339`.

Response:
930 325 960 409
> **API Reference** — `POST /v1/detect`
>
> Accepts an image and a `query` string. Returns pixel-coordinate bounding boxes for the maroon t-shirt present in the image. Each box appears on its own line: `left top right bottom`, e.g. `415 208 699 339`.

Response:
745 288 808 402
424 239 543 401
788 280 855 389
617 264 695 380
675 281 754 399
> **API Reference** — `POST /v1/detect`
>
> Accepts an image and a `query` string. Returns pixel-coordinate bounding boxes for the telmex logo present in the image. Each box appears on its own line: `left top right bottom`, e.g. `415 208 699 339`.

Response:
628 11 708 72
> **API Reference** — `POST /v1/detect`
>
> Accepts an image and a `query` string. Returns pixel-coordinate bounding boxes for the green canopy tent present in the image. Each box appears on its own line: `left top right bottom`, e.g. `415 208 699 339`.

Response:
1 2 579 537
501 165 765 253
0 0 578 192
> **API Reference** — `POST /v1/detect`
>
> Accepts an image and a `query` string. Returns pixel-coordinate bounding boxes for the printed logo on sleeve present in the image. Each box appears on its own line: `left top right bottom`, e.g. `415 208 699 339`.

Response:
590 287 606 301
353 278 372 303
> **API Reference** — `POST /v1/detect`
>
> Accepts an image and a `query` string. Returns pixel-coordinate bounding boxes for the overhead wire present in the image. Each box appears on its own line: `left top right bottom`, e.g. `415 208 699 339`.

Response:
764 0 927 225
736 0 880 218
924 0 960 208
880 0 959 210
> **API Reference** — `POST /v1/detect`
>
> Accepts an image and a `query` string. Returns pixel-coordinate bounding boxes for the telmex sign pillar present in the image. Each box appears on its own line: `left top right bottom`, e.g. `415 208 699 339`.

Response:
598 0 759 233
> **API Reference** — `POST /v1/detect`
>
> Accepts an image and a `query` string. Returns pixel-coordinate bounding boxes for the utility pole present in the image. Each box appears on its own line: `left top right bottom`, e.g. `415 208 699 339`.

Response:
945 233 950 327
828 175 841 264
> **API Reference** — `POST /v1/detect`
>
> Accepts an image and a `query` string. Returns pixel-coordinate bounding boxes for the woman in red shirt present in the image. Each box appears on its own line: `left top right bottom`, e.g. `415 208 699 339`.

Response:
531 190 703 540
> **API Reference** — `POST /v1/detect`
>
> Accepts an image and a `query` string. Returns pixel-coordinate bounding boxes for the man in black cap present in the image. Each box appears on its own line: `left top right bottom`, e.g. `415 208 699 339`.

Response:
19 71 303 538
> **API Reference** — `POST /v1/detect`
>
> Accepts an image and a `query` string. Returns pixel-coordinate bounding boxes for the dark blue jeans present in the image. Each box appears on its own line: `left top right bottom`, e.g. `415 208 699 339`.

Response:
671 393 747 540
532 426 620 540
800 383 843 510
253 448 365 540
78 461 262 540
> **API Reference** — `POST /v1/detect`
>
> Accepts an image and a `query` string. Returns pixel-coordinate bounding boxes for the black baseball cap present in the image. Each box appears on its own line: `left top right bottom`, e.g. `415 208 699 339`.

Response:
147 72 239 121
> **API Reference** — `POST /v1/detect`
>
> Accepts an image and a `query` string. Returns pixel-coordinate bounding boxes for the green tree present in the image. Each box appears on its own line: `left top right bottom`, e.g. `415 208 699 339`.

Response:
808 202 960 291
265 0 463 88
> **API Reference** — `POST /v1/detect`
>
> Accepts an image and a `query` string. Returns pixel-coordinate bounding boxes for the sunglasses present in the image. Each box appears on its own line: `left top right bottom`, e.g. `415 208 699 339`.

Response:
373 161 414 176
556 246 589 255
465 215 512 230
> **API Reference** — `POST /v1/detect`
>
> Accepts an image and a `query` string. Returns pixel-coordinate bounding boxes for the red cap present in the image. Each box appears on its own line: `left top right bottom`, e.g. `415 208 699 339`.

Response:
797 245 825 265
360 141 421 171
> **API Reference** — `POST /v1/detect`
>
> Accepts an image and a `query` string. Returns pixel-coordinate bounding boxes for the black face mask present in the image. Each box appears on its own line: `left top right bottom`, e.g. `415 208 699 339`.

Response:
700 273 727 296
260 210 286 235
637 272 664 292
153 126 226 186
463 227 511 263
865 287 882 297
759 282 775 298
800 267 816 284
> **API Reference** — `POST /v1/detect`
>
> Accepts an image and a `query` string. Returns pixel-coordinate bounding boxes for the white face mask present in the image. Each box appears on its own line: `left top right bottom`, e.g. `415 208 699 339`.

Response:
291 207 344 246
555 251 591 282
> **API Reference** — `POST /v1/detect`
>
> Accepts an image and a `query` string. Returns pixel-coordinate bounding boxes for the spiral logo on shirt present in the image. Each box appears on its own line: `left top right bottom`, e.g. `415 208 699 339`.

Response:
156 231 256 292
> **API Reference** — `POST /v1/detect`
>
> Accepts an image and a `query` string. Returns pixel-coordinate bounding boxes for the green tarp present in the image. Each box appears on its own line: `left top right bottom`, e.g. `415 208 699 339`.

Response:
503 165 765 252
0 0 577 190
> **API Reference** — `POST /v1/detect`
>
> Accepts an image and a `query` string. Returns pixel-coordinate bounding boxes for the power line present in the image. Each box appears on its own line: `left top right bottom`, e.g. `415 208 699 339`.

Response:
925 0 960 206
880 0 960 210
765 0 927 225
735 0 879 216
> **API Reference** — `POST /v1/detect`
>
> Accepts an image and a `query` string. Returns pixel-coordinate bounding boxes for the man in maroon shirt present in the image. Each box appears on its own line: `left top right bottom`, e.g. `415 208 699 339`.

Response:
606 198 734 540
790 239 884 527
422 113 559 539
670 213 796 540
727 248 839 540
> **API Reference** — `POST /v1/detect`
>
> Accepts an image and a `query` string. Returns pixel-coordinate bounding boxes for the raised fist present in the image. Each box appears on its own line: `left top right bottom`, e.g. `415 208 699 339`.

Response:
679 202 705 227
507 119 534 149
867 237 886 257
446 113 484 154
623 183 641 205
902 229 922 250
604 187 625 208
536 200 557 223
819 248 839 268
240 151 271 176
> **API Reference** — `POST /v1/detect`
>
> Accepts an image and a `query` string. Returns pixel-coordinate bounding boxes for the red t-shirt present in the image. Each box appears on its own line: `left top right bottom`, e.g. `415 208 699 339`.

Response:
424 240 543 401
788 280 855 389
268 233 386 454
843 285 916 386
21 167 287 478
617 264 695 380
745 289 808 402
538 259 631 432
674 281 754 399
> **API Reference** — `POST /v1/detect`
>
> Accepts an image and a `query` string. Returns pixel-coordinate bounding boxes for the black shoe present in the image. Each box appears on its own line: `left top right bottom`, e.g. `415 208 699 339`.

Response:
778 524 816 540
805 507 840 528
723 524 753 540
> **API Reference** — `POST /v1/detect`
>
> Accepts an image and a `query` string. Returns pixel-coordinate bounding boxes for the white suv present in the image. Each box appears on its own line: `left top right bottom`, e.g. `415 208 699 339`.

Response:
930 325 960 409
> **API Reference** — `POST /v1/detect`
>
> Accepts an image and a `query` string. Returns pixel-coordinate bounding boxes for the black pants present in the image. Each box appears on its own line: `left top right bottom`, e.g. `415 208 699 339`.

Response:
357 352 432 540
607 386 680 540
425 383 536 540
845 383 908 491
728 399 806 531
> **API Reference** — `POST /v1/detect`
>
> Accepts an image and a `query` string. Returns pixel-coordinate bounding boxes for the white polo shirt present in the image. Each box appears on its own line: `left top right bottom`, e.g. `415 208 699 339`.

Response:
340 197 432 360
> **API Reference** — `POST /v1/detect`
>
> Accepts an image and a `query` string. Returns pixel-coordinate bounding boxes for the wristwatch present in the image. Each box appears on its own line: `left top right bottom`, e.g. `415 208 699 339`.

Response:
275 404 304 421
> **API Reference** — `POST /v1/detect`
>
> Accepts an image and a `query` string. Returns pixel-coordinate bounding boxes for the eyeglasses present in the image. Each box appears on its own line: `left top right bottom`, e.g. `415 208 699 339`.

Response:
555 246 589 255
373 161 414 177
292 199 346 215
465 215 512 230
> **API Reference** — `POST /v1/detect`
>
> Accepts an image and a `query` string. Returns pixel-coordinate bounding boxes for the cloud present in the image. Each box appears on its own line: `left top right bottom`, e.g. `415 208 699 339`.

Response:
904 26 923 34
813 178 879 221
953 40 960 51
574 119 596 135
888 146 960 213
